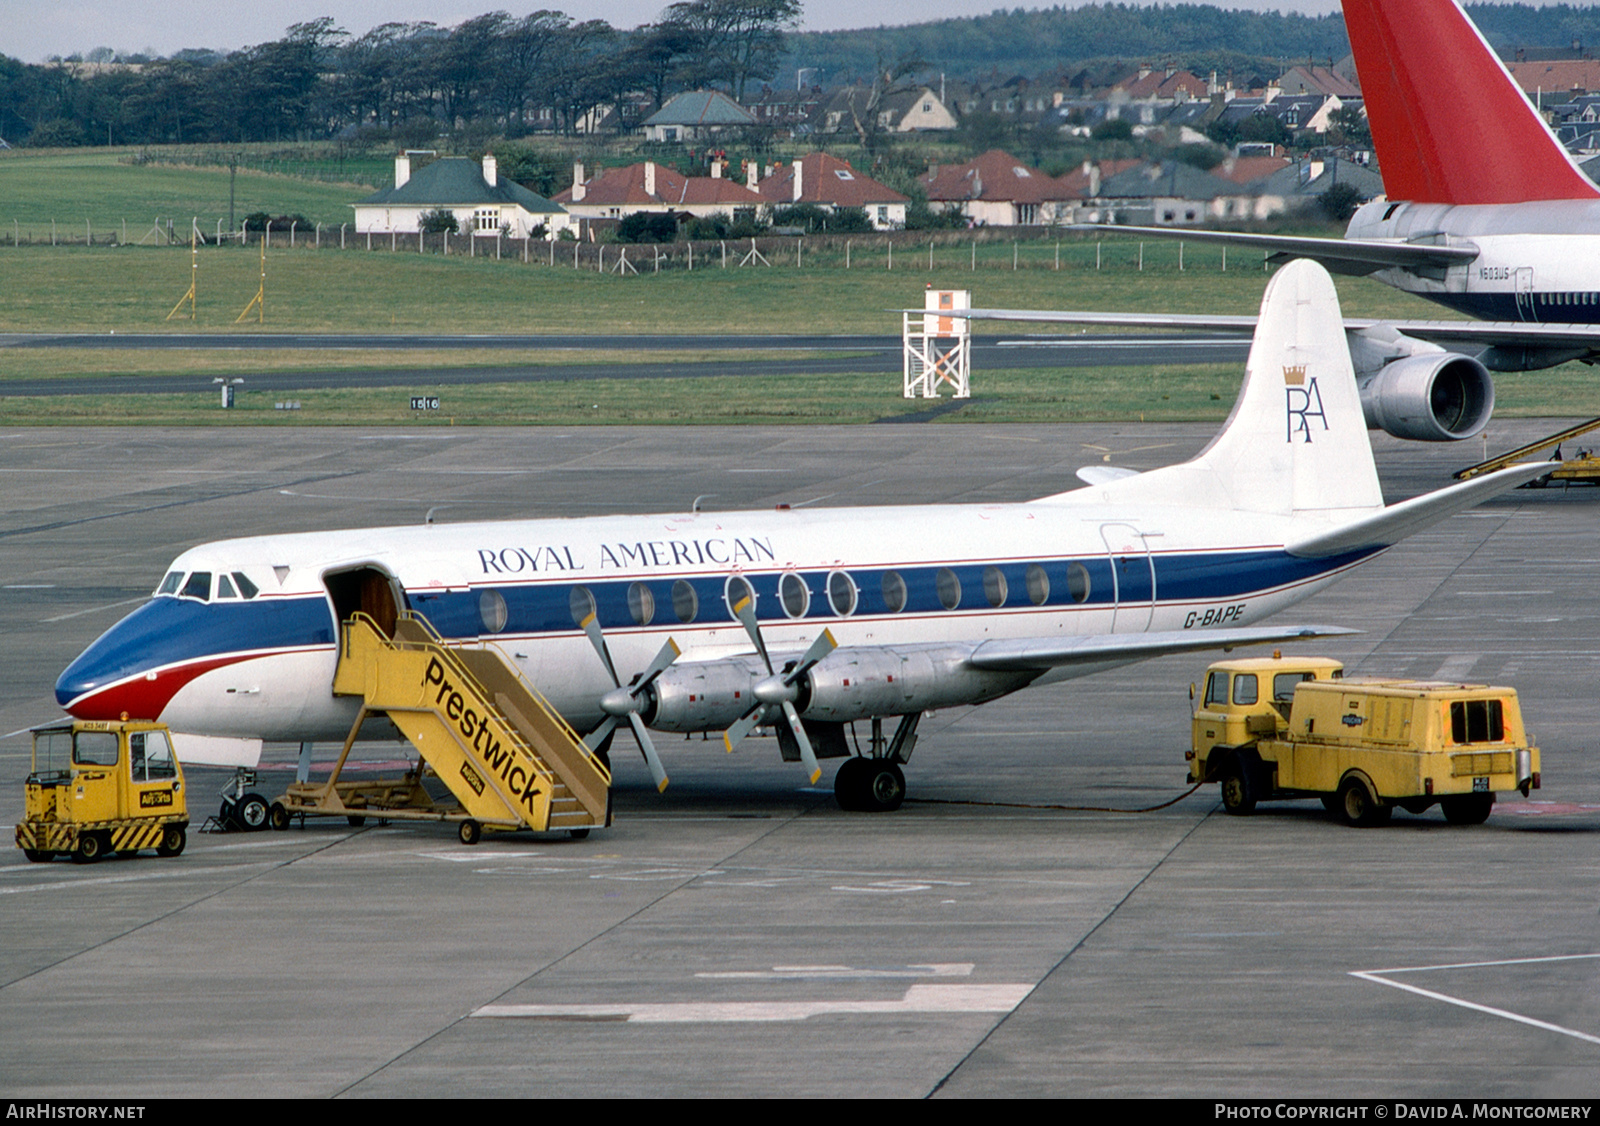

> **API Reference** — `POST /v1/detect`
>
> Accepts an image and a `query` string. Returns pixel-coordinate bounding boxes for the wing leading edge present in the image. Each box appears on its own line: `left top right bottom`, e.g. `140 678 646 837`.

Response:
966 624 1359 672
1069 224 1478 276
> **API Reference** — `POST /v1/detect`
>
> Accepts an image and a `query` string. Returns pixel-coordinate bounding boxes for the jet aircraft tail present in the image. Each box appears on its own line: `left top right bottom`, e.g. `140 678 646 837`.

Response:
1343 0 1599 204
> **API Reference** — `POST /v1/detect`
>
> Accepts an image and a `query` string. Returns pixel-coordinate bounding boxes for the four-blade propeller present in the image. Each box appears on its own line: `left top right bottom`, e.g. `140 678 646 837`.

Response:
572 586 680 792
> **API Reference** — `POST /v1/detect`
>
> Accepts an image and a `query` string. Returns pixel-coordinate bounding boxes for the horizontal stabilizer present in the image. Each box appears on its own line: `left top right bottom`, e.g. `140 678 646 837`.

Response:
967 624 1358 672
1076 465 1140 485
1286 462 1547 557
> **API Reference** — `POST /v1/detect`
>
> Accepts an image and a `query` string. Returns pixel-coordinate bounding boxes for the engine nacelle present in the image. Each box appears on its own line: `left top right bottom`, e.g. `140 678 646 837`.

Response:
643 656 766 732
799 645 1033 723
1359 352 1495 441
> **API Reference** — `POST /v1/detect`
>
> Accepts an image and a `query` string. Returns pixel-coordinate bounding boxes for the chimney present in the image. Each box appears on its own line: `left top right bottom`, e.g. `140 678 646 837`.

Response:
792 158 803 202
482 153 497 187
571 162 585 203
645 160 657 198
746 161 758 190
710 159 723 179
395 153 410 189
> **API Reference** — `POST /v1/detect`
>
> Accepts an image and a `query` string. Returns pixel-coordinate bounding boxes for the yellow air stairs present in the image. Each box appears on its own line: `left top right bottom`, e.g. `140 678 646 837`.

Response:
272 611 610 843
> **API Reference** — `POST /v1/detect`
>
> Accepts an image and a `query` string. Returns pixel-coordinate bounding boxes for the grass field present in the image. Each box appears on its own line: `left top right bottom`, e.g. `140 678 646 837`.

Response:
2 147 1596 427
0 150 371 238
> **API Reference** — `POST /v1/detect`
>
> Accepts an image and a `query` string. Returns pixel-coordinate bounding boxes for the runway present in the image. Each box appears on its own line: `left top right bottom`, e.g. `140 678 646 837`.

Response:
0 423 1595 1098
0 331 1251 396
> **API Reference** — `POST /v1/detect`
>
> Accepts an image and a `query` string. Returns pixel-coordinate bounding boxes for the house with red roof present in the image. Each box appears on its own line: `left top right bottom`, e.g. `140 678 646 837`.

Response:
554 160 769 234
756 152 909 230
921 150 1080 227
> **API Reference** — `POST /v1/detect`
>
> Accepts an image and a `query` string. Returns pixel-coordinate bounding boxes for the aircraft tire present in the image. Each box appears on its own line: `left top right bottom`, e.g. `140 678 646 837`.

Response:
833 757 867 811
235 793 270 831
859 761 906 813
156 825 186 857
1441 794 1494 825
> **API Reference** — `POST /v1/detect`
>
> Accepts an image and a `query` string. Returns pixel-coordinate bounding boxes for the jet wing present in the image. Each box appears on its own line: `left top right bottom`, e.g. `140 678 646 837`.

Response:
954 308 1600 366
966 624 1358 672
1071 224 1478 276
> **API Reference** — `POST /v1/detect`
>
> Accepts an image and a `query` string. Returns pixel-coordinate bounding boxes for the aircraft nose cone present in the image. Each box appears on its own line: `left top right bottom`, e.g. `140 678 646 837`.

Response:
752 675 794 707
599 686 637 716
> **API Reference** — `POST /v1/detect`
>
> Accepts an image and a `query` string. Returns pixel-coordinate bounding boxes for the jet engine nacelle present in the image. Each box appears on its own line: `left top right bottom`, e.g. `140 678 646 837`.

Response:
1359 352 1495 441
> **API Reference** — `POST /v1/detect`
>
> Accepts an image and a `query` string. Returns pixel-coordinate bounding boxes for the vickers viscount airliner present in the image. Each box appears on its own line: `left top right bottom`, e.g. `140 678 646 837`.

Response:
55 261 1542 811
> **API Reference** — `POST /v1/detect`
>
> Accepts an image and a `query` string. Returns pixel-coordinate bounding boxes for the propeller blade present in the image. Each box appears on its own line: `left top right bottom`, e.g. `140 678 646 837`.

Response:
723 708 764 754
635 637 681 693
787 628 838 683
627 711 670 793
583 715 620 752
579 611 620 687
731 593 773 674
781 700 822 785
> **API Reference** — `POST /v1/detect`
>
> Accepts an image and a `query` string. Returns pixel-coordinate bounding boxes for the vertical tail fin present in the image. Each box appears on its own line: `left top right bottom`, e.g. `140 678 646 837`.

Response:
1048 259 1384 520
1344 0 1600 203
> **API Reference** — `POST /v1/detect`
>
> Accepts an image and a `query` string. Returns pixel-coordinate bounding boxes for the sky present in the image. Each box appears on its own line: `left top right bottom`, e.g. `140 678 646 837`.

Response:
7 0 1350 64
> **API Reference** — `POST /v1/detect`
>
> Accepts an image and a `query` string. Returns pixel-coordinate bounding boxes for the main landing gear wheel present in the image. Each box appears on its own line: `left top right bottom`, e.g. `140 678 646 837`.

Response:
835 758 906 813
156 825 186 857
233 792 270 832
1441 793 1495 825
458 819 482 845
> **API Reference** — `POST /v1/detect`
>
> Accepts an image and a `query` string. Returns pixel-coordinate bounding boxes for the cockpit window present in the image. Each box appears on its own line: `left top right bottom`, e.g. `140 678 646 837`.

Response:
180 572 211 602
233 572 259 599
216 574 238 600
157 572 182 596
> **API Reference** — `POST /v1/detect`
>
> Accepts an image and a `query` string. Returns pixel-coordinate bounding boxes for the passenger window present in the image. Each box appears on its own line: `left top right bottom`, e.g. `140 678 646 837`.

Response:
983 566 1008 608
1025 564 1049 606
73 731 118 767
936 568 962 610
628 582 655 626
157 572 182 595
180 572 211 601
1232 674 1259 706
827 571 857 616
232 572 259 599
725 575 755 618
1066 562 1091 603
478 590 507 633
881 571 907 613
672 580 698 623
779 573 810 618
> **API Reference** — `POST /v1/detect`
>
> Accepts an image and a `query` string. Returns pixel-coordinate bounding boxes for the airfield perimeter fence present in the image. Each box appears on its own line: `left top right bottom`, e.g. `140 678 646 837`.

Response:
0 217 1272 274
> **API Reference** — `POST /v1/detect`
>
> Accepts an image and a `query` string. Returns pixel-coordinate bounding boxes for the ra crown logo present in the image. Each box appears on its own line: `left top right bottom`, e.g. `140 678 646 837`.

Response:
1283 364 1327 442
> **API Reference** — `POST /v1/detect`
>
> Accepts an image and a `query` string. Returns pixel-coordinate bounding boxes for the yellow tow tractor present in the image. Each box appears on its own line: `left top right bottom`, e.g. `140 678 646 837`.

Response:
1190 654 1539 826
16 719 189 863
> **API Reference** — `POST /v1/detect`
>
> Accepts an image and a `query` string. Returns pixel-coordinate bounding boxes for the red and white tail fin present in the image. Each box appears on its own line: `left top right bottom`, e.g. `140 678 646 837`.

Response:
1344 0 1600 203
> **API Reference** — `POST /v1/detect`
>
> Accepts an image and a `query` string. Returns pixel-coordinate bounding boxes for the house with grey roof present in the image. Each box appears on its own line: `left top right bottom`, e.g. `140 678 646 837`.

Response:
640 90 756 142
353 153 569 239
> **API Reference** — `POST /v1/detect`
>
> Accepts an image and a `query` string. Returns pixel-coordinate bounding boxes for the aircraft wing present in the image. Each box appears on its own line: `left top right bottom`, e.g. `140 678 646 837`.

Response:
966 624 1358 672
1071 224 1478 276
956 308 1600 364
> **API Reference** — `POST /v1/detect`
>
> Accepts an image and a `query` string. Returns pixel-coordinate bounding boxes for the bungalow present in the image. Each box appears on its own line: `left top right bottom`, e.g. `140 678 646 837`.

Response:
352 153 569 238
640 90 757 142
756 152 908 230
922 149 1079 226
554 160 770 233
